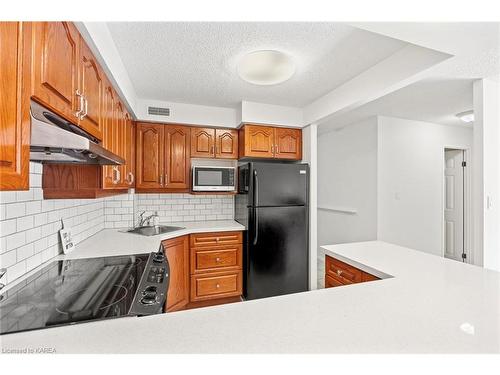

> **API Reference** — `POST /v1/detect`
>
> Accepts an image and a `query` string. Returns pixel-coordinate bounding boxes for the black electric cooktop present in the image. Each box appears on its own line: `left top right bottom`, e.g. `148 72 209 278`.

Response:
0 253 168 335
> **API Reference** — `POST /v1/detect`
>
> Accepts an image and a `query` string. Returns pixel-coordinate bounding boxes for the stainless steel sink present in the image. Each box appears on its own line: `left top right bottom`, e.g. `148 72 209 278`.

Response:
126 225 185 236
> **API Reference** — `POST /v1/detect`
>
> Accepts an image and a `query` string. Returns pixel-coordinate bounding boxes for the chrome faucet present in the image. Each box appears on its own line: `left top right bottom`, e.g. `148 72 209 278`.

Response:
138 211 159 227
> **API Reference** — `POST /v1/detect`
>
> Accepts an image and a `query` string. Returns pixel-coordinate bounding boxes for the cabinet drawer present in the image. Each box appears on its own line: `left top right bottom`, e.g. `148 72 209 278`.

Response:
191 245 242 274
325 274 344 288
190 271 242 302
325 256 363 283
190 231 242 247
362 272 380 282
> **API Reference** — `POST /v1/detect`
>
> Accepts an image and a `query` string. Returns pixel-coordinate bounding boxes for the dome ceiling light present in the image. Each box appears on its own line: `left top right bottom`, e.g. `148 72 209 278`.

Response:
237 50 295 85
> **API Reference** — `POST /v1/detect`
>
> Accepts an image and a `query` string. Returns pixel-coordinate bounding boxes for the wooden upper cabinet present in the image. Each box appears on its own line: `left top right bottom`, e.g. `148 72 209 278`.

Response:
31 22 80 124
123 113 135 187
163 236 190 312
136 123 163 189
190 127 238 159
190 127 215 158
215 129 238 159
164 125 190 189
274 127 302 160
239 125 275 159
239 124 302 160
0 22 32 191
101 83 118 189
78 38 103 140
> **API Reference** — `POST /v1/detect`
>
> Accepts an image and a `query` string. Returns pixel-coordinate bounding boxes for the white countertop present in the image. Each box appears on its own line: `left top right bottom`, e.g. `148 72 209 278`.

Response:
2 240 499 353
58 220 245 260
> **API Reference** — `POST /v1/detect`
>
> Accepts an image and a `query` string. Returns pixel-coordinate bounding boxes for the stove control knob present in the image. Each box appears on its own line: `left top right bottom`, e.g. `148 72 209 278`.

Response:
140 294 158 305
153 252 165 263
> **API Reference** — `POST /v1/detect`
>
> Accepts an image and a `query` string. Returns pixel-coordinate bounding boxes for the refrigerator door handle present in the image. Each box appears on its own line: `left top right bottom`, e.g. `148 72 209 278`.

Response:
253 169 259 206
253 208 259 245
253 169 259 245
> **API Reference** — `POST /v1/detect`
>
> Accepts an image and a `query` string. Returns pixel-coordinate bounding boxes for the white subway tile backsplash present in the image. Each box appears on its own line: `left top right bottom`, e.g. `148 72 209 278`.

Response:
5 232 26 252
5 202 26 219
134 193 234 225
16 215 34 231
17 243 34 261
0 250 16 268
0 219 17 237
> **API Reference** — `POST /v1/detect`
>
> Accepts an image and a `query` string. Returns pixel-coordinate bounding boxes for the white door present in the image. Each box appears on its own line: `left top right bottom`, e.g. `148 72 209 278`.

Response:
444 149 465 262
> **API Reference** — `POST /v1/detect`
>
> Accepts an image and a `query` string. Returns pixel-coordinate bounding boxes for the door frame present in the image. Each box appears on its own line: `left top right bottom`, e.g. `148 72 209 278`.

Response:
441 146 472 263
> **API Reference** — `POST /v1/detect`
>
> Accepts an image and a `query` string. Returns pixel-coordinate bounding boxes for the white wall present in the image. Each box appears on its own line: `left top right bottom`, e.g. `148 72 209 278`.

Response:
241 101 303 127
316 118 378 288
377 116 473 256
318 117 378 245
135 98 239 128
473 78 500 271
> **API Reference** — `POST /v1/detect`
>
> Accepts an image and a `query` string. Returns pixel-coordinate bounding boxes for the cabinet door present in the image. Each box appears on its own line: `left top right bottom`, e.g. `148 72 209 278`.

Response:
240 125 274 158
190 127 215 158
101 84 119 188
215 129 238 159
164 125 190 189
31 22 80 122
163 236 190 312
0 22 31 191
136 123 164 189
123 113 135 187
274 127 302 160
115 100 127 187
78 38 103 140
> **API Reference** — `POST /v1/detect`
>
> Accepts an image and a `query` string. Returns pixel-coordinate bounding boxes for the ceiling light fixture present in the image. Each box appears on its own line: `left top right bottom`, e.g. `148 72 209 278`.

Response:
456 110 474 123
237 50 295 85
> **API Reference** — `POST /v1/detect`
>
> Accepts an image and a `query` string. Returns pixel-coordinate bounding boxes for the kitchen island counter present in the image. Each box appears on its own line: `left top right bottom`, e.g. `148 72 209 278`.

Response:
1 241 499 353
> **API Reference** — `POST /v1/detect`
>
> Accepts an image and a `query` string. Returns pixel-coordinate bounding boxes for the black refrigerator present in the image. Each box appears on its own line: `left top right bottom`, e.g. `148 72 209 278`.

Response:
235 162 309 300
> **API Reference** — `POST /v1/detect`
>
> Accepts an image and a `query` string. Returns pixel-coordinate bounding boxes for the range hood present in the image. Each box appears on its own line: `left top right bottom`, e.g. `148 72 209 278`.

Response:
30 101 124 165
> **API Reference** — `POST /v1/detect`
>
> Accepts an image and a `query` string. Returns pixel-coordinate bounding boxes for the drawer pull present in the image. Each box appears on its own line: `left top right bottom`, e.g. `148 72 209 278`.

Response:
337 270 343 276
216 284 220 288
216 237 220 242
216 257 221 262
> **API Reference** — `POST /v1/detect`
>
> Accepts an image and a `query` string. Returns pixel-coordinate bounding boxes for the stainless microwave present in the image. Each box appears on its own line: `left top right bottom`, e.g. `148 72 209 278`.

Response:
192 166 236 192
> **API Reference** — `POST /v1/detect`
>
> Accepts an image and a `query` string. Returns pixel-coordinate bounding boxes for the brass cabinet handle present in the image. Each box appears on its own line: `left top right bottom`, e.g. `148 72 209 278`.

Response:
75 90 84 118
82 96 88 119
164 174 168 186
271 145 274 154
112 167 120 184
216 257 221 262
337 270 343 276
275 144 279 154
159 174 163 187
216 284 220 289
128 172 134 185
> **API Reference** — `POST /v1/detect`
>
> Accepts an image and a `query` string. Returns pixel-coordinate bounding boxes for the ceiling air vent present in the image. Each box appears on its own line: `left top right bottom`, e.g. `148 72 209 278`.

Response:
148 106 170 117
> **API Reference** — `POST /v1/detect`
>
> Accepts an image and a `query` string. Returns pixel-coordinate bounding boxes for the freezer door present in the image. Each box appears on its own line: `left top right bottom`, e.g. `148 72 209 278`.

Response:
245 206 309 300
250 162 309 207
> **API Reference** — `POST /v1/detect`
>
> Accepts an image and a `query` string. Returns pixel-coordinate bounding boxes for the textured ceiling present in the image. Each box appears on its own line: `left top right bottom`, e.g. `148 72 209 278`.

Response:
107 22 407 108
319 78 474 134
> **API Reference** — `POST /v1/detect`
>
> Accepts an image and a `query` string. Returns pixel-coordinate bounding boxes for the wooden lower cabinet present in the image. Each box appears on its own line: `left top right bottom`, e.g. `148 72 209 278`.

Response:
188 231 243 304
324 255 380 288
160 231 243 312
190 270 242 302
163 236 190 312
